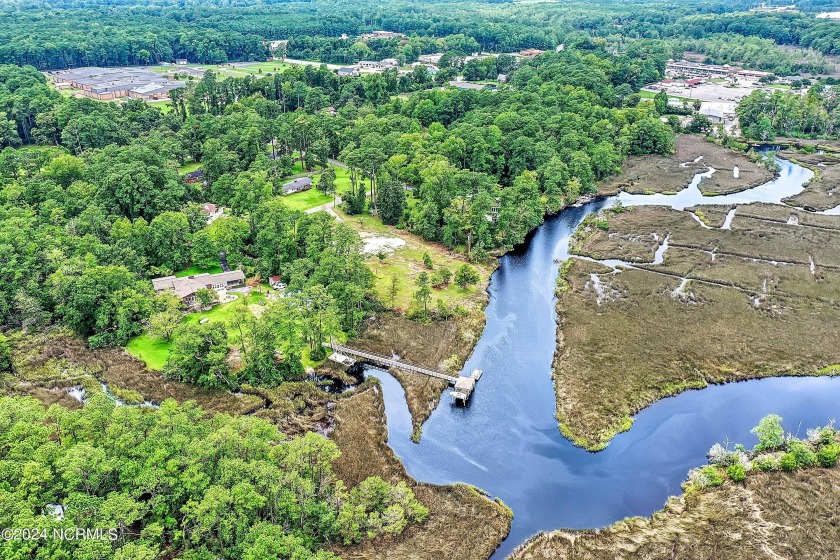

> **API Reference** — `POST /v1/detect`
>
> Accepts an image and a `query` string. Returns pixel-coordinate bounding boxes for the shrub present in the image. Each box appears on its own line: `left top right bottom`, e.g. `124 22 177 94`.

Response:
0 333 10 373
817 444 840 468
753 454 779 472
110 387 144 405
727 463 746 482
431 267 452 288
707 443 737 466
815 426 837 446
788 439 817 468
422 252 434 269
454 263 480 289
435 298 453 319
751 414 785 451
780 453 797 471
696 466 724 488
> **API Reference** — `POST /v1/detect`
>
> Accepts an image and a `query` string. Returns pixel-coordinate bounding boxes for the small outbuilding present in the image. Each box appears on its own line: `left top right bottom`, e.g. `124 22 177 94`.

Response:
450 369 482 405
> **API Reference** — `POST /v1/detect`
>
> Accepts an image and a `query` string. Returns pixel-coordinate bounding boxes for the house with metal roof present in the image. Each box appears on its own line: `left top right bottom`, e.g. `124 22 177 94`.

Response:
282 177 313 194
152 271 245 306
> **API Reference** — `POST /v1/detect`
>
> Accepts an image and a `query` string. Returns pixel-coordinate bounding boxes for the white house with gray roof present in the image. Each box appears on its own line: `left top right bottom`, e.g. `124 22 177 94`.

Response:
152 271 245 306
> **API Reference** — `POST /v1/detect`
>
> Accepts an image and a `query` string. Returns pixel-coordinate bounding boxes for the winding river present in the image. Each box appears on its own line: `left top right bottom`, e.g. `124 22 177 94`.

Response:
366 153 840 559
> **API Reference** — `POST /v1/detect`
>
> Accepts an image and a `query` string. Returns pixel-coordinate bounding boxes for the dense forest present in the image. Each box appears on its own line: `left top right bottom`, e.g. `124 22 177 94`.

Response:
0 395 428 559
738 85 840 139
1 0 835 74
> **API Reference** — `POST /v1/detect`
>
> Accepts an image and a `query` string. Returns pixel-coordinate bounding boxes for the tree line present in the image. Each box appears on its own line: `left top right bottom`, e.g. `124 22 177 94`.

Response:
737 85 840 140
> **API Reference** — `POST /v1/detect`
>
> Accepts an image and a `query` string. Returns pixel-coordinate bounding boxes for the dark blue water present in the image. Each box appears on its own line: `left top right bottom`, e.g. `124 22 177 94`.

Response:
365 155 840 559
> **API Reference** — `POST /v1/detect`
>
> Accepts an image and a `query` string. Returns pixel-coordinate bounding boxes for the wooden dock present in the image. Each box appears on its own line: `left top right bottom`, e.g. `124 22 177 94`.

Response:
324 340 483 404
324 341 459 384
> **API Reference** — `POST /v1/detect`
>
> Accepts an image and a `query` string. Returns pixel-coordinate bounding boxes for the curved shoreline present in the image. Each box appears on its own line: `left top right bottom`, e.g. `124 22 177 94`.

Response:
357 145 840 559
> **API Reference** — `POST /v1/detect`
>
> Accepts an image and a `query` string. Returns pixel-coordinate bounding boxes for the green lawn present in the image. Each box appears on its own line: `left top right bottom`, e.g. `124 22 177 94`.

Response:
149 99 173 114
640 89 693 104
236 61 292 75
125 291 269 370
175 265 223 277
281 186 334 211
160 62 294 79
332 165 370 194
125 335 172 371
150 64 246 79
178 160 202 175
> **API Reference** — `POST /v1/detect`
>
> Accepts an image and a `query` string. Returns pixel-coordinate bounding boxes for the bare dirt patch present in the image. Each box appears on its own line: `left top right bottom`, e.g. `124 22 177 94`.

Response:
511 466 840 560
599 134 773 196
359 231 407 255
331 383 512 560
555 205 840 450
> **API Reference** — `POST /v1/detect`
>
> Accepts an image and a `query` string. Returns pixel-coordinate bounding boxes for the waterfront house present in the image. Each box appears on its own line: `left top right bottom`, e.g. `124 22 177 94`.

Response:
151 271 245 306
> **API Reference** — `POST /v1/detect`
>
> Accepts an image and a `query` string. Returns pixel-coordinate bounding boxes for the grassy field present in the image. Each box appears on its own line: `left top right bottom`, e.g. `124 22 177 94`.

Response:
148 99 173 113
177 160 202 175
639 88 693 103
125 291 268 370
335 209 492 314
278 163 370 211
235 61 292 75
150 63 246 79
281 186 334 211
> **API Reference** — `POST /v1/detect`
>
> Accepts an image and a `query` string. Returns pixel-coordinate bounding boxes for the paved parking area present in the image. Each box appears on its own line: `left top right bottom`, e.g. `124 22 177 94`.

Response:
644 79 767 103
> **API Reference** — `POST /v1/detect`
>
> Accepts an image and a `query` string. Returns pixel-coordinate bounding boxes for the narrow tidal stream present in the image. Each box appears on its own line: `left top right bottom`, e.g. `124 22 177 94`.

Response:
365 154 840 559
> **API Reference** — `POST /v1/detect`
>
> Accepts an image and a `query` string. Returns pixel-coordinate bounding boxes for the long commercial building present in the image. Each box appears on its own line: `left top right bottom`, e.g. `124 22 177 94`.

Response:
665 60 771 80
48 67 185 101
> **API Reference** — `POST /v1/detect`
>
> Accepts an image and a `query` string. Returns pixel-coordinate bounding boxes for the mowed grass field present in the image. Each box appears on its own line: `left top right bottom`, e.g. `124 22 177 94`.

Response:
177 160 202 175
125 291 269 370
280 187 334 211
280 164 371 211
335 210 492 314
235 61 292 75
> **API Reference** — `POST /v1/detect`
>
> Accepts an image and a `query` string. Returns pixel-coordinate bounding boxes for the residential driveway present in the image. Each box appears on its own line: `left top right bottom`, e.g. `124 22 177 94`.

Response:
306 197 343 221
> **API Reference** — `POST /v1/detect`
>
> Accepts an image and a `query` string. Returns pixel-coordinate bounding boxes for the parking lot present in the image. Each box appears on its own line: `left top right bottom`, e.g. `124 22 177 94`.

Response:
643 78 766 104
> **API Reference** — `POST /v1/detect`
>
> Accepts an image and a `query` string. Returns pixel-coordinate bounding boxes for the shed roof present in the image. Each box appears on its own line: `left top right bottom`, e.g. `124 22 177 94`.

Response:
454 376 476 391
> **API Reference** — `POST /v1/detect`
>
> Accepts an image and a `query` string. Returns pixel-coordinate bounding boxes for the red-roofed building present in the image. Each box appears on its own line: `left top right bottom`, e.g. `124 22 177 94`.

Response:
269 276 286 290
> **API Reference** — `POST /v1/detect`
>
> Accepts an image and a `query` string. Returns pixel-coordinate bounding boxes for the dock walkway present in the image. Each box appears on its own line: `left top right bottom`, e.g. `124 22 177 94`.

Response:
323 342 459 384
